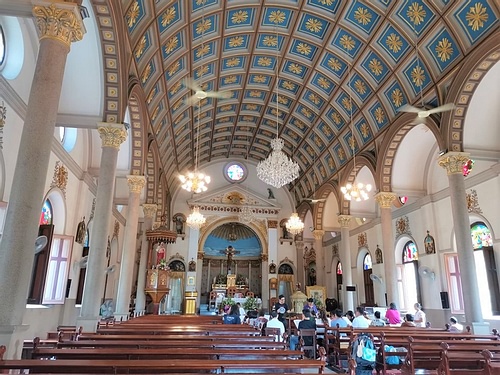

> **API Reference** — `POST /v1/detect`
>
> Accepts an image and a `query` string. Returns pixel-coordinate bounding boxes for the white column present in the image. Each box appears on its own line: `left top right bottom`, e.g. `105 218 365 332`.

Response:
265 220 278 309
78 123 127 332
438 152 483 323
374 192 399 307
114 176 146 321
338 215 354 311
0 1 85 356
313 230 325 285
134 204 157 316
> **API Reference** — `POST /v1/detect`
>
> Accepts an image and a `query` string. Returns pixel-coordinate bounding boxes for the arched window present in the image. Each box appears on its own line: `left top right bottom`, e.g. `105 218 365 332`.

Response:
471 222 499 316
0 25 5 66
398 241 420 310
336 261 343 302
39 200 53 225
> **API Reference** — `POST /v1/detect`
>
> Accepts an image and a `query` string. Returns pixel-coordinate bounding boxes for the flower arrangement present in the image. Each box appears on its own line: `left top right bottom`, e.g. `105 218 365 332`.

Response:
236 274 247 285
218 297 235 314
215 274 227 284
157 259 170 271
242 296 258 311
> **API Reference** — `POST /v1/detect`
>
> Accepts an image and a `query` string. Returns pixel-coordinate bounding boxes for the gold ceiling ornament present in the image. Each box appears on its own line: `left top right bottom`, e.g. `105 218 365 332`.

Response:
340 65 372 202
50 161 68 197
257 28 299 189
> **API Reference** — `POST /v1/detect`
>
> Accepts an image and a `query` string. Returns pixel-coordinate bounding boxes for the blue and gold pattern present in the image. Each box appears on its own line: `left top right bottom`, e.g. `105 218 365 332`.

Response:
121 0 499 198
345 1 381 34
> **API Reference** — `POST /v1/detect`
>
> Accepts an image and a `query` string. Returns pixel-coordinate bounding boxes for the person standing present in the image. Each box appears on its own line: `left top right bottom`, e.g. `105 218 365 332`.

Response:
273 295 290 327
414 303 426 327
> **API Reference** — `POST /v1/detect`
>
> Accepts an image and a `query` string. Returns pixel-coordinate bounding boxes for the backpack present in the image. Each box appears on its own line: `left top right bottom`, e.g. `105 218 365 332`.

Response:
351 334 376 369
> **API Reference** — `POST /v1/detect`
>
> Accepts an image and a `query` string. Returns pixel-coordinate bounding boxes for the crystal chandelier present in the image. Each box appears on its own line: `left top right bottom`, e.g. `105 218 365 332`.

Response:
186 206 206 229
340 65 372 202
286 212 304 236
256 29 299 189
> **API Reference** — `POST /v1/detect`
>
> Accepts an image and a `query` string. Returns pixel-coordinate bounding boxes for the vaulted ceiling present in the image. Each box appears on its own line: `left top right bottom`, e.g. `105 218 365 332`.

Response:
121 0 499 200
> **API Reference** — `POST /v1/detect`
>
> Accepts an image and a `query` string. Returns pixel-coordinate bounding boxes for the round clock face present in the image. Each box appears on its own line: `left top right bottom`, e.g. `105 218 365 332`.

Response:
226 163 245 181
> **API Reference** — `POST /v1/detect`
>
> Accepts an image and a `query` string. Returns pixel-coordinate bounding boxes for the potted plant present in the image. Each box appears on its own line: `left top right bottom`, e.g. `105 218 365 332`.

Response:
218 297 235 314
242 296 258 311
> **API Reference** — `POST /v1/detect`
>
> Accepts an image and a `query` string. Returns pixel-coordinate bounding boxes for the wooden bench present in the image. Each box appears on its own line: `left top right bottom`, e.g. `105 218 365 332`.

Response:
0 358 325 373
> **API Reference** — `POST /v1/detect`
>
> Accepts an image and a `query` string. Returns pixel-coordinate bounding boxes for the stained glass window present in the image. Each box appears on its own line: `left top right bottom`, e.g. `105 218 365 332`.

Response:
226 163 245 181
363 253 372 270
336 262 342 275
403 241 418 263
471 222 493 250
39 200 53 225
0 26 5 66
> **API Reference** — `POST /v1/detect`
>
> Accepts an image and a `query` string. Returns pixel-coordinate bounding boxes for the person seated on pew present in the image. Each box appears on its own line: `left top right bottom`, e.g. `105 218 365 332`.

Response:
253 309 269 335
344 310 354 325
385 302 402 325
289 309 317 350
266 311 285 341
352 306 370 328
223 304 241 324
330 309 349 328
303 298 319 317
448 316 464 332
401 313 416 327
370 311 386 327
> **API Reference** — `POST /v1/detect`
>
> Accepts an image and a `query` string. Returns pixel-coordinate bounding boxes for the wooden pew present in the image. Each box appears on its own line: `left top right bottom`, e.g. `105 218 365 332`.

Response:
483 350 500 375
76 333 267 341
0 358 326 373
437 342 500 375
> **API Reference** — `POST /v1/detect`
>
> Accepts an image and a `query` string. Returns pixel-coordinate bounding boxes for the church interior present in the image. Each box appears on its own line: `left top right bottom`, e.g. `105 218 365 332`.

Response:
0 0 499 364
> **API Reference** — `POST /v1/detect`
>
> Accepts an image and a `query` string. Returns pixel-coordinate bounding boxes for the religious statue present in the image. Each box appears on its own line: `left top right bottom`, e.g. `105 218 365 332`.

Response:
75 217 86 244
424 231 436 254
267 188 275 199
156 242 166 266
174 216 185 234
220 245 240 271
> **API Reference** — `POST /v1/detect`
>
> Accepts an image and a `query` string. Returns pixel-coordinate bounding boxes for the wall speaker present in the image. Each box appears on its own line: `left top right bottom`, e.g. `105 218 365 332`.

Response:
440 291 450 309
65 279 72 298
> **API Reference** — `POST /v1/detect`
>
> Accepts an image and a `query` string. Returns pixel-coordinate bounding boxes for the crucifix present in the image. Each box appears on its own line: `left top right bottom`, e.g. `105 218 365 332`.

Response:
220 245 240 273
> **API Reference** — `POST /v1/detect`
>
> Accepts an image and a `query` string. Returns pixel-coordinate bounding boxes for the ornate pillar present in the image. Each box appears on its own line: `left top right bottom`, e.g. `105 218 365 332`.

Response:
295 241 305 289
78 123 127 331
312 230 325 286
438 152 482 323
135 204 157 316
0 1 85 356
185 226 200 314
114 176 146 320
338 215 354 311
264 220 278 309
374 192 398 306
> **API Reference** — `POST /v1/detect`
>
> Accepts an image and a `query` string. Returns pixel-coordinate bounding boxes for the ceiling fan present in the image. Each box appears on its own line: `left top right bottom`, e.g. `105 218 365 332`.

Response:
398 24 455 125
183 77 232 106
398 103 455 125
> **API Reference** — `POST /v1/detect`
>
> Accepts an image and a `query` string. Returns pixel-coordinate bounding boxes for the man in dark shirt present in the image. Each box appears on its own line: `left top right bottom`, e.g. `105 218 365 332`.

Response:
273 294 290 327
289 309 317 350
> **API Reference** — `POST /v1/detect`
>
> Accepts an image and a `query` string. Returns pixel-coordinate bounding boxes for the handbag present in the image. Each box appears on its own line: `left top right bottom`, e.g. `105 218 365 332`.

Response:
362 346 377 362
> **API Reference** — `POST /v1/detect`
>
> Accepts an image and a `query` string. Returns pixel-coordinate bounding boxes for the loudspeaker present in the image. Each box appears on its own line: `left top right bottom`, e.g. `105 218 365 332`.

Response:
440 291 450 309
65 279 72 298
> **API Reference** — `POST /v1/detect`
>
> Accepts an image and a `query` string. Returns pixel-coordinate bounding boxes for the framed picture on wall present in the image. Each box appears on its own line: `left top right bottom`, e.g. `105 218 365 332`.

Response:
306 286 326 309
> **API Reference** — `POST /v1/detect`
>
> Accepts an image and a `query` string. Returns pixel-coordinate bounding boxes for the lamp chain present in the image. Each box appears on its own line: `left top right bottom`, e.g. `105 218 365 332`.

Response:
275 27 279 139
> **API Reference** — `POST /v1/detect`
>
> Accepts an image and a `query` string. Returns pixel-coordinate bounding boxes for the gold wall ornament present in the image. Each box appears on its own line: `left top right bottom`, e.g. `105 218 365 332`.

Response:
466 189 483 214
97 123 128 149
395 216 411 237
127 175 146 194
143 204 158 218
267 220 278 229
338 214 351 228
50 161 68 196
113 220 120 239
374 192 397 208
32 1 86 49
312 229 325 240
358 232 368 248
438 152 471 175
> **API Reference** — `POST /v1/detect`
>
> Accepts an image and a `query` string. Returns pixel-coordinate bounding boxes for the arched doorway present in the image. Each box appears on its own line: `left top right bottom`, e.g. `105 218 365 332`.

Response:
363 253 374 306
471 222 498 316
278 263 294 304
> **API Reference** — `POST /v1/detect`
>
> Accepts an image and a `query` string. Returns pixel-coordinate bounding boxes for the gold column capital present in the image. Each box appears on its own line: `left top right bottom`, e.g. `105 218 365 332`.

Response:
374 192 397 208
438 152 470 175
142 204 157 218
127 175 146 194
32 1 86 49
312 229 325 240
97 123 128 149
338 215 351 228
267 220 278 229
